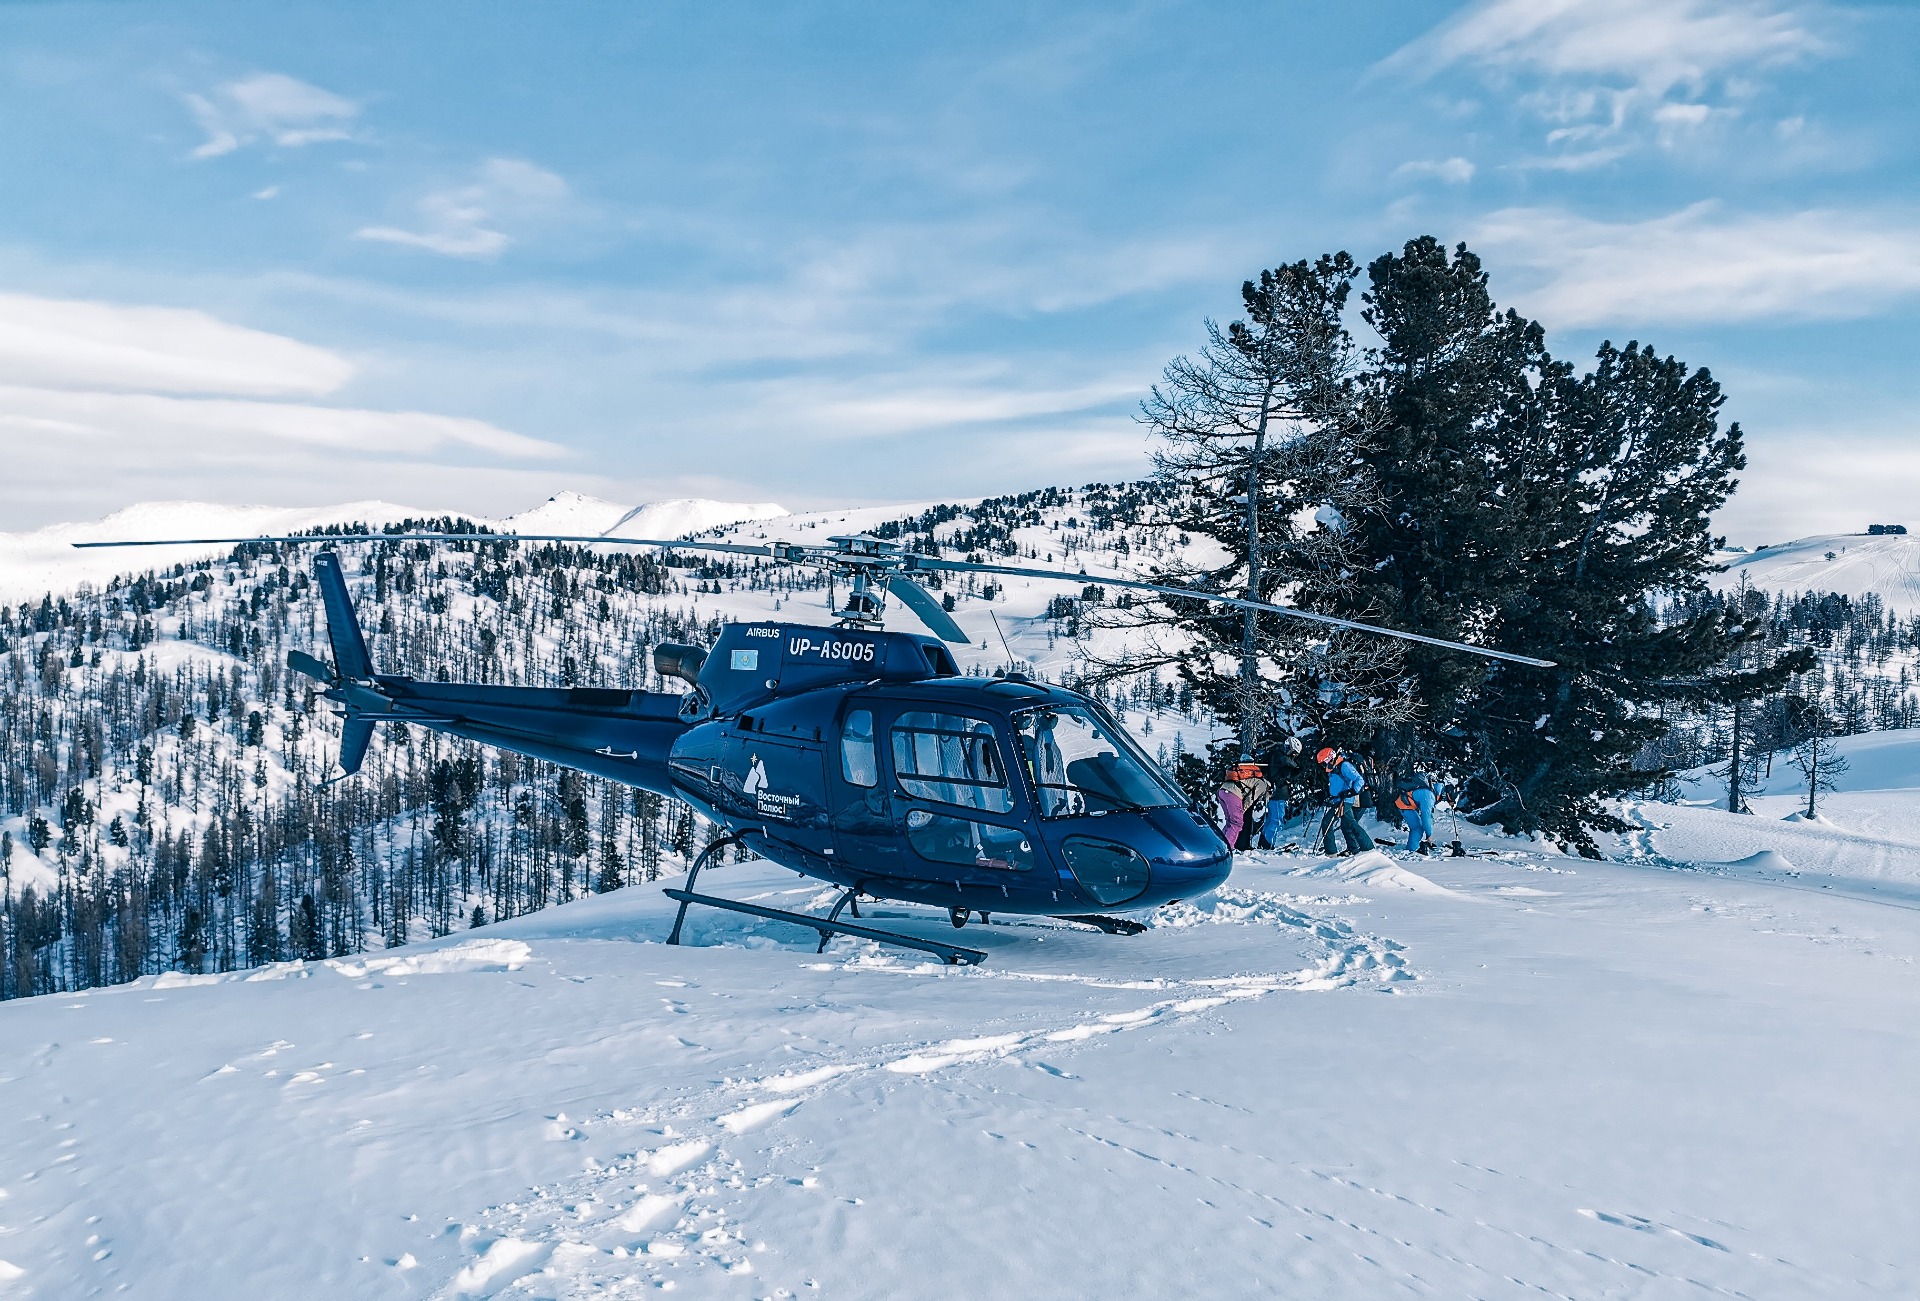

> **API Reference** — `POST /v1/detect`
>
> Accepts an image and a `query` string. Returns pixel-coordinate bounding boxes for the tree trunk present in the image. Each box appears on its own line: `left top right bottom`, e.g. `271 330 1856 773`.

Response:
1239 400 1273 760
1727 697 1744 814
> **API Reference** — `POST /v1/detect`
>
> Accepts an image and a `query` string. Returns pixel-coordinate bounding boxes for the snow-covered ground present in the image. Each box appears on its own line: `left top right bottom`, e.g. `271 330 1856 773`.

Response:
502 492 789 541
1716 530 1920 612
5 806 1920 1297
1602 727 1920 911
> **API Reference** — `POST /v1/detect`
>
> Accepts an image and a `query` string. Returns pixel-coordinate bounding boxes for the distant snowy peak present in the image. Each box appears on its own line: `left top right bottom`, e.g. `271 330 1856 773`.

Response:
497 491 633 536
1715 531 1920 613
500 492 789 540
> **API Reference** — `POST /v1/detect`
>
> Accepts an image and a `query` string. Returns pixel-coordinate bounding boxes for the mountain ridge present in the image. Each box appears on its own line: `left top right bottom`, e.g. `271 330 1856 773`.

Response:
0 492 791 604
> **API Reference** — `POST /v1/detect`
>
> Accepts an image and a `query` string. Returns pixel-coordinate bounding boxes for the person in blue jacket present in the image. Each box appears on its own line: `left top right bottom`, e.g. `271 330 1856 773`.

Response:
1394 771 1437 855
1315 747 1376 856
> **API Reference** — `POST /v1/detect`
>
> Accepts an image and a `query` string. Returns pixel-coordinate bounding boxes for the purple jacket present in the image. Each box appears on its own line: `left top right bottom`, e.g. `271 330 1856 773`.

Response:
1217 785 1246 847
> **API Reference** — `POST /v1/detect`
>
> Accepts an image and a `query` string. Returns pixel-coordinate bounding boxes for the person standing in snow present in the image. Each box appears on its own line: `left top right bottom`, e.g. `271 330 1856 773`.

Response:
1216 766 1250 850
1395 770 1437 855
1258 736 1303 847
1228 763 1272 851
1316 747 1375 856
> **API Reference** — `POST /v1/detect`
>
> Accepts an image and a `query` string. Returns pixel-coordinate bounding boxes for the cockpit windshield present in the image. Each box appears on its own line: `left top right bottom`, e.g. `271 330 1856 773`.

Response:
1013 704 1184 818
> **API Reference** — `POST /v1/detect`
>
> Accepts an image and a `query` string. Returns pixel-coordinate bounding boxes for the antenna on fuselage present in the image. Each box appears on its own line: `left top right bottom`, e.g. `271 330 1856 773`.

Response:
989 610 1016 675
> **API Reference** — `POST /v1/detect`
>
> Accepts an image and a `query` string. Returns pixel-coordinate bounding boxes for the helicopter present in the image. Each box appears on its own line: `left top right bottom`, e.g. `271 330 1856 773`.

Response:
79 525 1553 965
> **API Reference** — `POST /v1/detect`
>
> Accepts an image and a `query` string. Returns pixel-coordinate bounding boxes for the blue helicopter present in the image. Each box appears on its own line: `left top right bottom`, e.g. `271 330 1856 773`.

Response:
80 528 1551 965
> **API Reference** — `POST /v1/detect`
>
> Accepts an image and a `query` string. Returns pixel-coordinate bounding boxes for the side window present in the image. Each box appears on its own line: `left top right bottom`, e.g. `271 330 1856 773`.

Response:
905 810 1033 871
840 708 877 787
890 711 1013 813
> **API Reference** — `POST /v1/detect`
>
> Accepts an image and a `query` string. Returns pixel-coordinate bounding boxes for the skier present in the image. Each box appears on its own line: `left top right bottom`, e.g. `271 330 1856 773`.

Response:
1316 747 1375 856
1232 763 1273 851
1394 770 1437 855
1257 736 1303 848
1216 769 1248 850
1214 763 1269 850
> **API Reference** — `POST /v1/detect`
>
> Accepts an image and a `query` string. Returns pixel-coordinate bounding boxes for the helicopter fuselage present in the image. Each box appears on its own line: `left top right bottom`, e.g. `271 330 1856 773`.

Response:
358 621 1232 917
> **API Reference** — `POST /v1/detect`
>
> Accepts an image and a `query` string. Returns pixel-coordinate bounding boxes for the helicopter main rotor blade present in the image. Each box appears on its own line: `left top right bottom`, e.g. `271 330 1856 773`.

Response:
886 575 970 644
72 524 1552 666
910 557 1555 669
73 532 776 558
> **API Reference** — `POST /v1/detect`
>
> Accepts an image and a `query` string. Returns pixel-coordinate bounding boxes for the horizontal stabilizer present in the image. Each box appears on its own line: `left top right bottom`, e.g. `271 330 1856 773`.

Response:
287 649 334 683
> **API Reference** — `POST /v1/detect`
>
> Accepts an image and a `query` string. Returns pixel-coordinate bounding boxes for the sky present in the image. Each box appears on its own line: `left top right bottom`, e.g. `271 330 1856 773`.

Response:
0 0 1914 543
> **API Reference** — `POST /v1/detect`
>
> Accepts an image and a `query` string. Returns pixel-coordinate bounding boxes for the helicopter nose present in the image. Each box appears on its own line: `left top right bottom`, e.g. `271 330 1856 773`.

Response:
1138 806 1233 901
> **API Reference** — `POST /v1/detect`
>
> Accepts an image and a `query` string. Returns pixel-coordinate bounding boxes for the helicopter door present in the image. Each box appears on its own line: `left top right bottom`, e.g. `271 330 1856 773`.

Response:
884 709 1036 880
827 706 909 879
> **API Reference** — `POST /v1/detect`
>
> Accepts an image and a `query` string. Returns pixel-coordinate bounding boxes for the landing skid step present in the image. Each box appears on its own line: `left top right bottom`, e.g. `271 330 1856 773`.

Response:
663 890 987 965
1052 913 1149 936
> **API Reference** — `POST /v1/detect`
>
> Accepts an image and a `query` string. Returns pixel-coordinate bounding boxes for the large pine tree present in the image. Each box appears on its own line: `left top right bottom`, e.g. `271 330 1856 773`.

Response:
1348 240 1755 849
1130 237 1781 850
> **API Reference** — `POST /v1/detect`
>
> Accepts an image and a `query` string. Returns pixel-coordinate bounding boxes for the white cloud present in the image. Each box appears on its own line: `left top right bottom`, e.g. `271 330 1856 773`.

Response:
186 72 359 159
763 369 1145 439
1393 156 1476 184
357 159 570 259
1471 203 1920 326
0 385 559 459
1384 0 1827 162
1719 429 1920 543
1404 0 1820 90
0 291 561 526
0 292 352 396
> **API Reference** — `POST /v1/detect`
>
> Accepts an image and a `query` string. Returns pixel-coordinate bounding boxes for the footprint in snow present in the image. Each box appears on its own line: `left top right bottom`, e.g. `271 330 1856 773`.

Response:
1578 1208 1729 1251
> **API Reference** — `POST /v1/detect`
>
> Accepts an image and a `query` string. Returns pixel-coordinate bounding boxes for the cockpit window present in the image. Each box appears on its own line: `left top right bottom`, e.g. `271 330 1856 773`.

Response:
1014 705 1184 818
890 711 1013 813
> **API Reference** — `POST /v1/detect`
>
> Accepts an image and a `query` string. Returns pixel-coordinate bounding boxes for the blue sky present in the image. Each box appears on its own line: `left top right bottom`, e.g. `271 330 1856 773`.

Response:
0 0 1914 541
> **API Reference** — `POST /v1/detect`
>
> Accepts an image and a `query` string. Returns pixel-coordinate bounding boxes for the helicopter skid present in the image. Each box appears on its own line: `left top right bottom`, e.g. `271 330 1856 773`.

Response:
662 888 987 966
1052 914 1149 936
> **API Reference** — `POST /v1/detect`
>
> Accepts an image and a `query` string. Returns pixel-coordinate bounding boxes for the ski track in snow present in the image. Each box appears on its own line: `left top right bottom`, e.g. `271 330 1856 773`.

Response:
430 888 1412 1297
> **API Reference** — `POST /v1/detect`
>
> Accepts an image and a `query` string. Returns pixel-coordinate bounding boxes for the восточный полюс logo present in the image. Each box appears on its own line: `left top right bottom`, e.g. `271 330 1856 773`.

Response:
742 753 800 819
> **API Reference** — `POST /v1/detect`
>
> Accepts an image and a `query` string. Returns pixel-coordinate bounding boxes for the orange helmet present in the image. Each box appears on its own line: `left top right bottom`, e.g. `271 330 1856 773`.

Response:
1315 747 1338 765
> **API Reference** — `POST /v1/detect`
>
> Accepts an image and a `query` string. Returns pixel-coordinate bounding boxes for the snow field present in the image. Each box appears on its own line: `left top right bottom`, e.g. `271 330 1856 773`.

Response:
6 831 1920 1297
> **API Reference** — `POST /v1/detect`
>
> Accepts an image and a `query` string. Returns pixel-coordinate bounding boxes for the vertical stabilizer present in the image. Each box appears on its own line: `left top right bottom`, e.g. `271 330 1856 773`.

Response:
313 551 374 680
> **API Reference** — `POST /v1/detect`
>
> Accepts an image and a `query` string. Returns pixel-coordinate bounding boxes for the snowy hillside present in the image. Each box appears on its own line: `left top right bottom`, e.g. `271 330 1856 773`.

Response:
1612 728 1920 903
1716 530 1920 613
501 492 789 540
0 493 791 604
0 499 429 605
